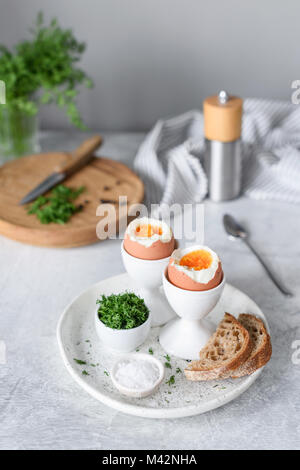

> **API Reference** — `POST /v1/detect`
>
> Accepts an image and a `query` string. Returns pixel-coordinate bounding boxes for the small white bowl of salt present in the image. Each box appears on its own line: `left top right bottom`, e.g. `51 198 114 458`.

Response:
111 353 164 398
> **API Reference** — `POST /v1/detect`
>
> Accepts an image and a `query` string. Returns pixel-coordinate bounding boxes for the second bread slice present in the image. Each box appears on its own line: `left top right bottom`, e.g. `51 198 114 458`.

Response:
184 313 252 381
230 314 272 378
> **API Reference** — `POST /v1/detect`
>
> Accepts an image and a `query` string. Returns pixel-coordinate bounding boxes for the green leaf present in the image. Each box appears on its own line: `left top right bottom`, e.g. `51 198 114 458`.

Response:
73 358 86 365
166 375 175 386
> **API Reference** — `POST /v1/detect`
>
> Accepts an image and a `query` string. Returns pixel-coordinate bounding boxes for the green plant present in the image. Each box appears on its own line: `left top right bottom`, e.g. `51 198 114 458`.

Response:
97 293 149 330
0 12 92 128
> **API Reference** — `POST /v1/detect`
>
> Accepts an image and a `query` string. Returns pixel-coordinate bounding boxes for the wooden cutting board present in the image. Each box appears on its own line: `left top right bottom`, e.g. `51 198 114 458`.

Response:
0 152 144 247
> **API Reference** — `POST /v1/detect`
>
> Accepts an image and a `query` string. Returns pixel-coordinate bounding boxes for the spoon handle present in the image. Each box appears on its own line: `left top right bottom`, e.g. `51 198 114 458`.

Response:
243 239 293 297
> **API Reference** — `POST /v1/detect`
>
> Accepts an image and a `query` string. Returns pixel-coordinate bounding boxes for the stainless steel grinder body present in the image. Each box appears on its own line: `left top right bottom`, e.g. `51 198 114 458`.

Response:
204 138 241 202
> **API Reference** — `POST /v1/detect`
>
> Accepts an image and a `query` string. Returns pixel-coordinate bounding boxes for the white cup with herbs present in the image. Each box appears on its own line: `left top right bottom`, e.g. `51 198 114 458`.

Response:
95 292 151 352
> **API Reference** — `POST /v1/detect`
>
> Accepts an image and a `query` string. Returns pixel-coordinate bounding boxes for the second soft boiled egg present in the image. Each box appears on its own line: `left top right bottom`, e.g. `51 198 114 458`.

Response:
124 217 175 260
167 245 223 291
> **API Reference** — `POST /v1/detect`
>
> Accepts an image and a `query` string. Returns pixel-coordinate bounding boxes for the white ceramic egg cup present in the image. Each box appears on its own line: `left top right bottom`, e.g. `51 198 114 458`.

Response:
159 268 226 360
121 242 176 327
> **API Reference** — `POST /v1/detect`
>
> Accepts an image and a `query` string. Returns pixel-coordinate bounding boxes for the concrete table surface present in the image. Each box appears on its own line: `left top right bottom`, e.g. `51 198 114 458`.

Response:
0 131 299 450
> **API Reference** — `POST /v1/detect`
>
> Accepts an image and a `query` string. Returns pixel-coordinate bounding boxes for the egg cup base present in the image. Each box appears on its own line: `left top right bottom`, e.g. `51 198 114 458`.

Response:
159 317 215 360
138 287 176 327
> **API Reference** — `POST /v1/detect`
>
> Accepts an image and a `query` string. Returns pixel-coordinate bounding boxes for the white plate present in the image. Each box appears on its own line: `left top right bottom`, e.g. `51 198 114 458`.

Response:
57 273 269 419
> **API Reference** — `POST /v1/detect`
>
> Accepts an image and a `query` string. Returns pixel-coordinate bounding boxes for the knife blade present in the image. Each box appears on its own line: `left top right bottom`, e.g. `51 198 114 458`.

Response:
20 173 65 205
19 135 102 205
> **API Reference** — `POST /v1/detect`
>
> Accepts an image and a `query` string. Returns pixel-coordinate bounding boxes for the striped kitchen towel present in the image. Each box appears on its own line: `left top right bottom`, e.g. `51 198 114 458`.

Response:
134 99 300 212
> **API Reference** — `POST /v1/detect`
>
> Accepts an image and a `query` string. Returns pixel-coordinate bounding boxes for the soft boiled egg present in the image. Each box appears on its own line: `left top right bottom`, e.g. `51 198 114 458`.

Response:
124 217 175 260
167 245 223 291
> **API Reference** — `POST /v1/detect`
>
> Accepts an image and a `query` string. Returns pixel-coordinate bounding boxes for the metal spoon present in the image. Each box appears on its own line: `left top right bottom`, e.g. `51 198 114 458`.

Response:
223 214 293 297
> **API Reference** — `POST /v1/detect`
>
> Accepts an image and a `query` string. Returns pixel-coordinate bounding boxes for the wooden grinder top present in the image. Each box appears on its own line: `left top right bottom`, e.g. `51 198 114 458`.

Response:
203 91 243 142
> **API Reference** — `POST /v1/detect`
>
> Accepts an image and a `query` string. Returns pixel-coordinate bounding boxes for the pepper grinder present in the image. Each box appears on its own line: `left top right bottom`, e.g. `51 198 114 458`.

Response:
204 90 243 202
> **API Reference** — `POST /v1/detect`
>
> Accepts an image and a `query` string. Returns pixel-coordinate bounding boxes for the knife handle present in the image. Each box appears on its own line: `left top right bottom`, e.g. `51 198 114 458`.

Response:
56 135 103 176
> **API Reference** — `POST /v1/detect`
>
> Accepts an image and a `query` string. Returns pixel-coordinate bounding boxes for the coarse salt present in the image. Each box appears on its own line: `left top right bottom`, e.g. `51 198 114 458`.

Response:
114 359 160 390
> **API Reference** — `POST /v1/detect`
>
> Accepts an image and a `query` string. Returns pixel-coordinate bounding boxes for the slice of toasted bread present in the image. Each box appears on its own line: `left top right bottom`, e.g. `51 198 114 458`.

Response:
230 314 272 378
184 313 252 381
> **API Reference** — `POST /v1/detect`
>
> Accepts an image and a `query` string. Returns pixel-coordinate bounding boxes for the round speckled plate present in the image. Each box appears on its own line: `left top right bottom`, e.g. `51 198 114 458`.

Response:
57 273 269 419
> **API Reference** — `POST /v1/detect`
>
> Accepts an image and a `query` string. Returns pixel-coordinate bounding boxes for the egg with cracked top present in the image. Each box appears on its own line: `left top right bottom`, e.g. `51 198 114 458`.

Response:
167 245 223 291
123 217 175 260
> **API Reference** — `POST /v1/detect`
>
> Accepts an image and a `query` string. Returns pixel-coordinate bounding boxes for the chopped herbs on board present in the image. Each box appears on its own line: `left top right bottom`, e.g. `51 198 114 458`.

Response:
27 184 85 224
96 292 149 330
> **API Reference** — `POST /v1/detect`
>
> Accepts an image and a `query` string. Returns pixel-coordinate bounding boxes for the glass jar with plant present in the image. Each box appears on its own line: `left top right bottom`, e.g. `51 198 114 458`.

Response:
0 12 93 163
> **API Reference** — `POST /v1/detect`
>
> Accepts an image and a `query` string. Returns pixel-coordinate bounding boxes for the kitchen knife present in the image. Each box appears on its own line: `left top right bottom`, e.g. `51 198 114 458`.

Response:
19 135 102 205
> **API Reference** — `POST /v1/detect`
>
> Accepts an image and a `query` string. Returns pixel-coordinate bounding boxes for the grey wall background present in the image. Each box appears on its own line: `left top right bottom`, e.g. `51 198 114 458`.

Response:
0 0 298 131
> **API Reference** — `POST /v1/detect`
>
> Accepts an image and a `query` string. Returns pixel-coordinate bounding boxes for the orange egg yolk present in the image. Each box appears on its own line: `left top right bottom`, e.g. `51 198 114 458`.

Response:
135 224 163 237
179 250 213 271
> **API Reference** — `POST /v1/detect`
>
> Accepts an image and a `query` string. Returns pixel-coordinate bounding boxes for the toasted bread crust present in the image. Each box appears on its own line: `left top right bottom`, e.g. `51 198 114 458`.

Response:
231 314 272 378
184 313 252 381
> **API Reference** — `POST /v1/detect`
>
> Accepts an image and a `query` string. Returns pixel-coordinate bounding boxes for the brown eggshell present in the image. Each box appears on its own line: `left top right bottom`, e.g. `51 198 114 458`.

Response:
124 233 175 260
168 260 223 291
